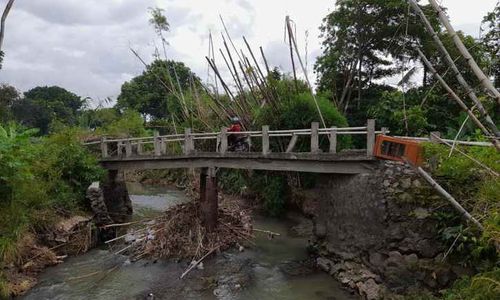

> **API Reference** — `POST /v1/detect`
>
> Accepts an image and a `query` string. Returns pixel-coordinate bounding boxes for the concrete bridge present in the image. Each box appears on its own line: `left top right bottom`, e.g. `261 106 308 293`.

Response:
93 120 385 174
87 120 387 230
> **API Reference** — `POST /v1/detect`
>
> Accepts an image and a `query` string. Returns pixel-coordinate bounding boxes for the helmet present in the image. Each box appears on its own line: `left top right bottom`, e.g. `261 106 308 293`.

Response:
231 116 240 124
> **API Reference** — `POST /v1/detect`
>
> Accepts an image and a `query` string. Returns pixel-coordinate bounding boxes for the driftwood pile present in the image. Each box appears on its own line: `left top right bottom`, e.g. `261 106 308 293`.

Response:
115 199 253 261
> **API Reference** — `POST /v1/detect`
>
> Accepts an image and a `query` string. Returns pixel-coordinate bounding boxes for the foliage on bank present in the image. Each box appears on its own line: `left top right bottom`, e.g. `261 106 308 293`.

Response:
0 124 104 297
419 143 500 298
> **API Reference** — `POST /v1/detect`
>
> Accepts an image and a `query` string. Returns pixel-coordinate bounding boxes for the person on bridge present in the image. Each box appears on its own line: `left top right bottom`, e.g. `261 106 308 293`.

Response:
227 116 242 148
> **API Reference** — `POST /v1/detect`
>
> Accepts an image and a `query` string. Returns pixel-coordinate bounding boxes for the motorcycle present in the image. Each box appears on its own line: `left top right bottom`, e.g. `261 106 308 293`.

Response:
228 135 250 152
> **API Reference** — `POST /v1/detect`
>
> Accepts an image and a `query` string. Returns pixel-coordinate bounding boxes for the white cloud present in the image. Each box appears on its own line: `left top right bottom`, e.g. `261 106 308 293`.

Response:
0 0 496 106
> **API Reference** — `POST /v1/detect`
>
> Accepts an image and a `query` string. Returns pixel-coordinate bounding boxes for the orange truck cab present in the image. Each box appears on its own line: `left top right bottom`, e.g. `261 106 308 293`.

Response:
373 135 423 166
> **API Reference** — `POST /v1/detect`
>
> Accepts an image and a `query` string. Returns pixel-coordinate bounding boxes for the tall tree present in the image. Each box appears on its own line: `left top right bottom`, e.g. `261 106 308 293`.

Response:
315 0 439 114
0 0 15 69
117 59 199 120
11 86 85 134
0 83 19 122
481 3 500 87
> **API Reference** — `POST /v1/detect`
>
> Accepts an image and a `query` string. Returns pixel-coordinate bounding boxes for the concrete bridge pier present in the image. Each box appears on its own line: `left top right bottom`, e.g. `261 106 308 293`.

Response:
102 170 133 223
200 167 218 232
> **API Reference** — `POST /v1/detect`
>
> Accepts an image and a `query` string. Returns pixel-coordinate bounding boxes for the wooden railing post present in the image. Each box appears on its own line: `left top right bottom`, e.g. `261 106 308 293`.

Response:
367 119 376 156
154 131 161 156
311 122 320 153
184 128 194 155
262 125 270 155
100 137 108 158
125 140 132 158
219 128 228 154
329 127 337 154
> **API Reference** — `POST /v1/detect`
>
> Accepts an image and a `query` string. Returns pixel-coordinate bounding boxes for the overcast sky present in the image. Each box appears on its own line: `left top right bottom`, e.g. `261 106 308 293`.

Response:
0 0 497 106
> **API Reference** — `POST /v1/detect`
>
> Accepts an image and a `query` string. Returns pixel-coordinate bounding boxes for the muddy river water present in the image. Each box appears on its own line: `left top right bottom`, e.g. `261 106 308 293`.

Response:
22 183 358 300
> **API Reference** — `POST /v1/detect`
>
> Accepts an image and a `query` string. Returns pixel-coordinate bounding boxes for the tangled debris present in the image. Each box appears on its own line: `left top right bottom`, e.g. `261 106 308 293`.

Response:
113 198 253 261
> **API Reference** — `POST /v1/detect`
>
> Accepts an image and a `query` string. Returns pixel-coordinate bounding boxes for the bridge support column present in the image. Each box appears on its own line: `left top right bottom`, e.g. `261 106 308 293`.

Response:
200 167 218 232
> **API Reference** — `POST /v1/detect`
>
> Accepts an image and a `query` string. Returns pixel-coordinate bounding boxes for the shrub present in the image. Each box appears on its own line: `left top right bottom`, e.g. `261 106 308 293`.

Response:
0 124 104 264
96 109 148 137
443 268 500 300
422 143 499 269
257 92 351 152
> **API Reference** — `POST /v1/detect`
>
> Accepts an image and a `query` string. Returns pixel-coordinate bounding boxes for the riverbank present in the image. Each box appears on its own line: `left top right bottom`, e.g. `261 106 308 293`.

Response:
2 214 96 297
22 182 359 300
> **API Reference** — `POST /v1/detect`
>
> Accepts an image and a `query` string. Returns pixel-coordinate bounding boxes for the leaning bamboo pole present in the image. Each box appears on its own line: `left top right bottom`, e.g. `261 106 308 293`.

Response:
416 48 500 151
428 0 500 105
408 0 499 139
415 166 484 231
286 16 326 128
430 133 499 177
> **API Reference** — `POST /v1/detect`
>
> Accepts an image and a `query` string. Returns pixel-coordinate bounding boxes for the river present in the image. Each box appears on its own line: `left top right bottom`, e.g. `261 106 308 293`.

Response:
22 183 358 300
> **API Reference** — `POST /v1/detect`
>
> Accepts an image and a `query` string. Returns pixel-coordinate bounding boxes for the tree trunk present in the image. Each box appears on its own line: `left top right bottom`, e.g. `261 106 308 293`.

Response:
0 0 15 55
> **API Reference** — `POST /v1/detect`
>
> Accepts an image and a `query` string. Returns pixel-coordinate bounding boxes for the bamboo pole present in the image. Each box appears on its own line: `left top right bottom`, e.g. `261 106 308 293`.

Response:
430 133 499 177
243 36 268 87
180 246 219 279
408 0 499 139
286 16 326 128
206 57 235 100
415 166 484 231
287 21 299 92
416 48 500 151
219 15 244 62
238 60 259 104
260 46 271 76
428 0 500 105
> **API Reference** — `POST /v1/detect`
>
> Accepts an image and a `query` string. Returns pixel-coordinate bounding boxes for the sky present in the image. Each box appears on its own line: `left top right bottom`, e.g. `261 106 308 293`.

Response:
0 0 497 106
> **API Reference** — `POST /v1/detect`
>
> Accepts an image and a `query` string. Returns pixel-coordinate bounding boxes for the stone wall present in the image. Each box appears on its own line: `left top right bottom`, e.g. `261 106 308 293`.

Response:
296 161 463 299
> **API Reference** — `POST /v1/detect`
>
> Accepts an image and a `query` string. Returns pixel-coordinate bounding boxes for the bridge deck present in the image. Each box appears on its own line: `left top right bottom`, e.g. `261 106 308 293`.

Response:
100 151 378 174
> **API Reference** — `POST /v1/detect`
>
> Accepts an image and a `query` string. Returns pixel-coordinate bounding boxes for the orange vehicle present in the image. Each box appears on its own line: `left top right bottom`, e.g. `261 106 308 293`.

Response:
373 135 423 166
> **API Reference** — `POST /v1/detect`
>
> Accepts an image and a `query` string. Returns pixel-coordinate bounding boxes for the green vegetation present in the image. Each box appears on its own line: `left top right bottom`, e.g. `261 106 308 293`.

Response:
442 268 500 300
0 124 104 295
420 143 499 298
0 1 498 297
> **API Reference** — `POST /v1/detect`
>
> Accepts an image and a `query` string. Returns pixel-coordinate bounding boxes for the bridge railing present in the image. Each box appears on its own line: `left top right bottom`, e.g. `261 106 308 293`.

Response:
90 119 387 159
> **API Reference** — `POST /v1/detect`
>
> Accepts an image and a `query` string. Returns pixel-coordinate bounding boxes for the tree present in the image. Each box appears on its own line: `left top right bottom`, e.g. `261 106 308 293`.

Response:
11 86 85 134
315 0 439 114
481 3 500 87
0 83 18 122
116 59 199 120
0 0 15 69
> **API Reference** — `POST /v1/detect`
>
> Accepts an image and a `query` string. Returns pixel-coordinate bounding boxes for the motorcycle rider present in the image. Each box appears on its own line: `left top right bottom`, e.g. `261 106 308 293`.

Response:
227 117 242 149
